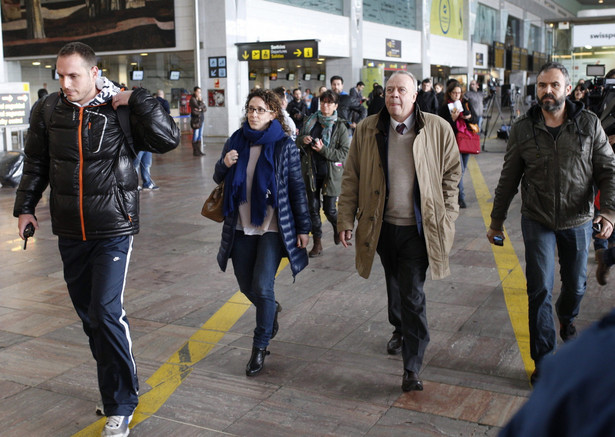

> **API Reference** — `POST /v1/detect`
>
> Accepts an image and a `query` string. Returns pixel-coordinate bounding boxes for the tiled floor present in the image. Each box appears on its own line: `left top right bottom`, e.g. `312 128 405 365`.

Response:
1 131 613 436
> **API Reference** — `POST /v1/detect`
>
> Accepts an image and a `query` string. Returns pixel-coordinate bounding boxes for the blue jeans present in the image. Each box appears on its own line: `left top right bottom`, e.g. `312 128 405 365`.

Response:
521 216 592 365
133 151 153 187
192 125 203 142
458 153 470 201
230 231 283 348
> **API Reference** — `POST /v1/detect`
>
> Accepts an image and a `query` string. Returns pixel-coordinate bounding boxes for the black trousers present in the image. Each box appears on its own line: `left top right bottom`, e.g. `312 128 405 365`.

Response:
377 222 429 374
59 236 139 416
308 177 337 238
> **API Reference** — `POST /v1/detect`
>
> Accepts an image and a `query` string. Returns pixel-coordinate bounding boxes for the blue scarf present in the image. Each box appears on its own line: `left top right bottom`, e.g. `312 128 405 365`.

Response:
223 119 286 226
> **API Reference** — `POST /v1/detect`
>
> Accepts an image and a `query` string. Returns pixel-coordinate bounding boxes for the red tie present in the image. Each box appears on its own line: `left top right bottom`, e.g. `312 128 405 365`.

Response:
396 123 405 135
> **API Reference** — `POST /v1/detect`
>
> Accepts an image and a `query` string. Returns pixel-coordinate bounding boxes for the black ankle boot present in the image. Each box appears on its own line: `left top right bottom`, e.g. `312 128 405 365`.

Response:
246 346 270 376
271 301 282 340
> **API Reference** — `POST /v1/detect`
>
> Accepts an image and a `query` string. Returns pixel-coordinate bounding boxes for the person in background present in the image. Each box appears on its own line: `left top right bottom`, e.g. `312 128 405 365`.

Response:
303 88 313 107
487 62 615 386
190 86 207 156
434 82 445 108
287 88 309 131
14 41 180 437
367 82 380 105
465 80 485 132
310 85 328 114
297 90 350 257
213 89 311 377
572 83 589 109
367 85 385 116
337 71 461 392
330 75 366 133
273 86 297 141
416 79 438 114
133 89 170 191
350 81 366 106
29 88 49 122
438 80 478 209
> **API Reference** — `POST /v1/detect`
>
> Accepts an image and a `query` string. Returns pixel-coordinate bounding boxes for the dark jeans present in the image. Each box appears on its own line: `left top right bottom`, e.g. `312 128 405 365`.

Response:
521 216 592 365
308 178 337 238
230 231 283 348
458 153 470 201
377 222 430 374
58 236 139 416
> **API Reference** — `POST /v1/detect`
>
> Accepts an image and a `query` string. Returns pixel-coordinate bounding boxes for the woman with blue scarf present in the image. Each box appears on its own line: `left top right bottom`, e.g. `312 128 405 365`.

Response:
297 90 350 257
214 89 311 376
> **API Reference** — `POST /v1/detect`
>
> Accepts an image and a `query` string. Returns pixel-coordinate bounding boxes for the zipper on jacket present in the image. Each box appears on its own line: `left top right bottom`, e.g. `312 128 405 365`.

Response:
78 108 87 241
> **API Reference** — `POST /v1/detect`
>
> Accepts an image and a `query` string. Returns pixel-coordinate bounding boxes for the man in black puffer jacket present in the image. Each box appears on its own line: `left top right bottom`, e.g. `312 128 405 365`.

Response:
13 42 180 437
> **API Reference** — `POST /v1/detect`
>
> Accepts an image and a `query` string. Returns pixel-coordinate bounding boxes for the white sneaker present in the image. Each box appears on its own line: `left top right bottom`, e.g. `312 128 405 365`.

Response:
102 415 132 437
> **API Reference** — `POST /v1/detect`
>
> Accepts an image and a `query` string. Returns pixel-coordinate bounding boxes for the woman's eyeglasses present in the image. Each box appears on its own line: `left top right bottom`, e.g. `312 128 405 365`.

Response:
246 106 274 114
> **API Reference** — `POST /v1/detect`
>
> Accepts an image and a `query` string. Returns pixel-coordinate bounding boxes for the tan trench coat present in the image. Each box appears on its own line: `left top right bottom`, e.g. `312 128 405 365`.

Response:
337 107 461 280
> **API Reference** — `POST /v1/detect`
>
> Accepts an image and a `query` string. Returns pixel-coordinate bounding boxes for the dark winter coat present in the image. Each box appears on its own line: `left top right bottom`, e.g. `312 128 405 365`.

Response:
214 135 311 278
14 88 180 240
490 99 615 231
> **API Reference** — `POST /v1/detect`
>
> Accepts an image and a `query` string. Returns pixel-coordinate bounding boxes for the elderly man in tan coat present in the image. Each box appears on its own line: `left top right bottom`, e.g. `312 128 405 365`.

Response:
338 71 461 392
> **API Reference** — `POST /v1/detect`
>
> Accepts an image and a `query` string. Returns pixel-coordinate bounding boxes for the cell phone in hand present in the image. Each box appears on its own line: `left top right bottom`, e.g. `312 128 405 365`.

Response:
493 235 504 246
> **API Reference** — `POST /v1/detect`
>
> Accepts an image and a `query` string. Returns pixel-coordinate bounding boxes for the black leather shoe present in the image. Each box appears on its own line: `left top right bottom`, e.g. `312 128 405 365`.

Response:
271 301 282 340
246 346 270 377
402 371 423 392
559 322 577 342
530 368 539 387
387 333 402 355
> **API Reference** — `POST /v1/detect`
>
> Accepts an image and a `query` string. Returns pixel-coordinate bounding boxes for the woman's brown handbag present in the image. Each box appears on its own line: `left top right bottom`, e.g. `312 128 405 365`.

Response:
201 182 224 222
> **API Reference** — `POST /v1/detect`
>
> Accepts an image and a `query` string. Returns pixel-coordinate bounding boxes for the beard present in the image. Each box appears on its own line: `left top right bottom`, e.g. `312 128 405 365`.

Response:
539 93 566 113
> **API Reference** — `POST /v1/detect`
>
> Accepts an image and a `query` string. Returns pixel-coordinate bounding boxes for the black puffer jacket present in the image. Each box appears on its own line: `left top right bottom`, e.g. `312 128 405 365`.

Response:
14 88 180 240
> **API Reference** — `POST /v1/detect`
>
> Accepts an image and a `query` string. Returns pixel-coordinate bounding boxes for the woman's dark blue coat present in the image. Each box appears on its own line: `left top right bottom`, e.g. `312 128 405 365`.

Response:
214 134 311 278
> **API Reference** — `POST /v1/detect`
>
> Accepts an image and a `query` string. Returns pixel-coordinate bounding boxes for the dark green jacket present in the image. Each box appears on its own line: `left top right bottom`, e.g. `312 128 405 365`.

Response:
296 115 350 197
491 99 615 231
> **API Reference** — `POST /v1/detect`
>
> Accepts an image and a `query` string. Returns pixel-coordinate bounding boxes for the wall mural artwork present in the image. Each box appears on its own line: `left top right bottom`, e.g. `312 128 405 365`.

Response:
1 0 176 58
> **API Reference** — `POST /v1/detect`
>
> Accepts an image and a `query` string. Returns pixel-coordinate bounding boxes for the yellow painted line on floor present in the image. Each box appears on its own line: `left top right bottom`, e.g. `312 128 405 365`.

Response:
73 259 290 436
468 156 534 380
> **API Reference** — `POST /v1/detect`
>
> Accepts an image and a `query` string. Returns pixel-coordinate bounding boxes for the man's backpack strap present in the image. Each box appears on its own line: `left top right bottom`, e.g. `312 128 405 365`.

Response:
42 92 61 132
42 92 136 159
116 106 136 159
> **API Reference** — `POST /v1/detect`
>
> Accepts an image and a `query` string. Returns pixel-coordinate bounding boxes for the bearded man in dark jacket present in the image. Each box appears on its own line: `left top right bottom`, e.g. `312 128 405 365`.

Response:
487 62 615 387
13 42 180 437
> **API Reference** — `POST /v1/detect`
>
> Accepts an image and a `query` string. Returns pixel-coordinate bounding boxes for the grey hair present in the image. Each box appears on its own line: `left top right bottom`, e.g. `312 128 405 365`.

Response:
387 71 418 91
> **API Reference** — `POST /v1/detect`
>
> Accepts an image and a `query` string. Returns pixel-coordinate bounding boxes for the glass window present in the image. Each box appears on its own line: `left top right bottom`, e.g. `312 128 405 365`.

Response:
265 0 343 15
363 0 416 30
473 4 497 45
506 15 522 48
529 25 542 53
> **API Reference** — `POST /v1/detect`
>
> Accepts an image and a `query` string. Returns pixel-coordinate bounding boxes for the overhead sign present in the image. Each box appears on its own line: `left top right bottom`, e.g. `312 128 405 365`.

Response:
386 39 401 58
0 82 30 127
237 40 318 62
573 23 615 48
